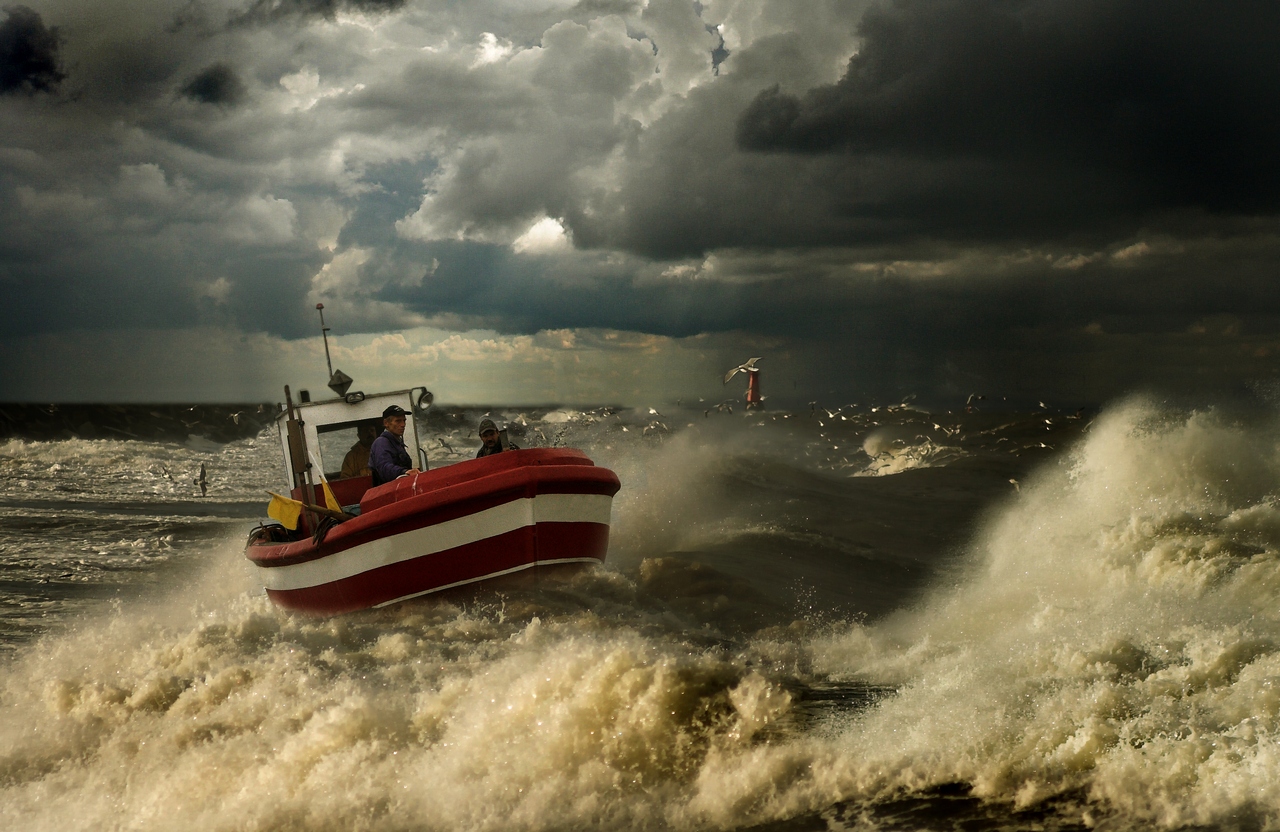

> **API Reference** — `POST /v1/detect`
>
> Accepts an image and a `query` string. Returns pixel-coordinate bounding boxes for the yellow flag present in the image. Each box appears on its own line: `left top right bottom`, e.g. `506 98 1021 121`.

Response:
266 491 303 531
322 480 342 513
316 473 343 513
309 452 344 514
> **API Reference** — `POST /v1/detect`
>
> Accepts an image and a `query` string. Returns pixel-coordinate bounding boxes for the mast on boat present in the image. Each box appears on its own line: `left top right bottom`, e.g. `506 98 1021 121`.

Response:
282 384 320 526
316 303 353 398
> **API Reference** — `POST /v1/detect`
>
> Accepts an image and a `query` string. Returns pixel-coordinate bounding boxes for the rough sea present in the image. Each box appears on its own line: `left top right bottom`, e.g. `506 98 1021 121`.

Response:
3 396 1279 831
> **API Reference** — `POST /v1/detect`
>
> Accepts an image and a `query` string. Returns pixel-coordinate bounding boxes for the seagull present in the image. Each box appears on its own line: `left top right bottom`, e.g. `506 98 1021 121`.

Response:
723 357 761 384
1009 478 1020 491
648 407 663 417
230 411 245 425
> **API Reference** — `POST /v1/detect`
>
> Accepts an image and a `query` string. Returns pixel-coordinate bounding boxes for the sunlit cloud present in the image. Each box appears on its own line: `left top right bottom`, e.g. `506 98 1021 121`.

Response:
512 216 570 254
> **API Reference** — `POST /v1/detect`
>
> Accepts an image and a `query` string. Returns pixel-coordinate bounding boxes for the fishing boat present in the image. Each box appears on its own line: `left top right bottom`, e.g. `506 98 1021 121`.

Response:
244 308 621 615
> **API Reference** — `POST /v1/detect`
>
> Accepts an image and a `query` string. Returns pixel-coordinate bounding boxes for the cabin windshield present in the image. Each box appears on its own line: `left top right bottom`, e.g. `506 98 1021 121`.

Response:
317 419 382 480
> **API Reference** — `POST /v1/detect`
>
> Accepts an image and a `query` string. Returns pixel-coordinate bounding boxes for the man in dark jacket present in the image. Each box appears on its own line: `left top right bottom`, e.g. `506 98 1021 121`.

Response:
370 405 420 485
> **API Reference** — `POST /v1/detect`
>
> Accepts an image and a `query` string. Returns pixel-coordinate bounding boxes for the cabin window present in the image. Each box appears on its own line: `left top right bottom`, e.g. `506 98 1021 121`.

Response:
317 419 383 479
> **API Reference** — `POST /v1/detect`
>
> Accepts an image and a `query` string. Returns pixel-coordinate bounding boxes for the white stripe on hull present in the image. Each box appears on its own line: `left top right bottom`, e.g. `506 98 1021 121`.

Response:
253 493 613 592
371 557 602 607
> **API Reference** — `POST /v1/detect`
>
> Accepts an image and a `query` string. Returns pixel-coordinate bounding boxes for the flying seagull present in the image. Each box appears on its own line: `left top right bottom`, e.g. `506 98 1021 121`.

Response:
724 357 762 385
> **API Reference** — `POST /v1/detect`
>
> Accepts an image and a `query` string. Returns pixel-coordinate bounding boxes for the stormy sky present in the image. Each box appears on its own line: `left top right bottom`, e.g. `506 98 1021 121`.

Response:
2 0 1278 407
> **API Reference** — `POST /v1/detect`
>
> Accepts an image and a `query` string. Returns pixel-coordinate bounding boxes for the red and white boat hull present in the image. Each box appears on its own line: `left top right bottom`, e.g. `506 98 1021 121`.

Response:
246 449 620 615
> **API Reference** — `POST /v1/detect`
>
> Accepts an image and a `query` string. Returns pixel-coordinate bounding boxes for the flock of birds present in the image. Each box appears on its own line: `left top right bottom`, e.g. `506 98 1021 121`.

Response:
154 462 209 497
799 396 1088 481
423 389 1088 488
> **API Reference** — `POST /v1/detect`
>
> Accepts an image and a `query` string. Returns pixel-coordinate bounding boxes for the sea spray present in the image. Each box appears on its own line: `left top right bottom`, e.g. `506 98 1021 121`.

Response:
804 398 1280 828
0 561 794 831
7 399 1268 830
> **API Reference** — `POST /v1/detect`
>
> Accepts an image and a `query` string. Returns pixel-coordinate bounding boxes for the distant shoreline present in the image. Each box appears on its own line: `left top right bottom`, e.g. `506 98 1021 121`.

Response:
0 402 626 443
0 403 273 443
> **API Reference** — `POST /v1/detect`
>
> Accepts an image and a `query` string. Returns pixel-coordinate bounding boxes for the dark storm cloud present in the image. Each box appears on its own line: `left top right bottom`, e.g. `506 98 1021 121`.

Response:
0 205 327 340
6 0 1280 406
0 5 64 95
390 237 1280 344
735 0 1280 239
231 0 407 24
180 63 246 104
297 214 1280 402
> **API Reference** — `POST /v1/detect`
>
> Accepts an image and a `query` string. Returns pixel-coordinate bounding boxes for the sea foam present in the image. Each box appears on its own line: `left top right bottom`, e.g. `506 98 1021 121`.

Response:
5 398 1280 830
804 398 1280 828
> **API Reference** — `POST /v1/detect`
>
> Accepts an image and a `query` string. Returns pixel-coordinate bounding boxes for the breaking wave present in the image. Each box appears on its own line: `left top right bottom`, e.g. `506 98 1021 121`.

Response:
4 398 1280 830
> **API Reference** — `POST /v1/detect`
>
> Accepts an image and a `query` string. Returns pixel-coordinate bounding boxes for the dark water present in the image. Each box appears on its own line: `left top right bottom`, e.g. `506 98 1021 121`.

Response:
2 398 1277 831
0 402 271 443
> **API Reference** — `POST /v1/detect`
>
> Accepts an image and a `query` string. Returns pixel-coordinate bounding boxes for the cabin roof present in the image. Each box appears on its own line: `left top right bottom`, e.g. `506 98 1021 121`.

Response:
275 389 419 431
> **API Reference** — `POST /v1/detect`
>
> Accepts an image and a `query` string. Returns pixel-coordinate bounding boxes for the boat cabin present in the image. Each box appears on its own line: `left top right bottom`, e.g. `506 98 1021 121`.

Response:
274 387 432 510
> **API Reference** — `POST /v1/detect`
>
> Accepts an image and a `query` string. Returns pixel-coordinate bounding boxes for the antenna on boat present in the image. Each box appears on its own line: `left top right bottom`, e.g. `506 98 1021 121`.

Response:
316 304 353 397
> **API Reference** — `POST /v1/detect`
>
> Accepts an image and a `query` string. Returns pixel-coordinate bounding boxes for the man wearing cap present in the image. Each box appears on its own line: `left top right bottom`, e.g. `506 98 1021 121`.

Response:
370 405 420 486
476 418 519 458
